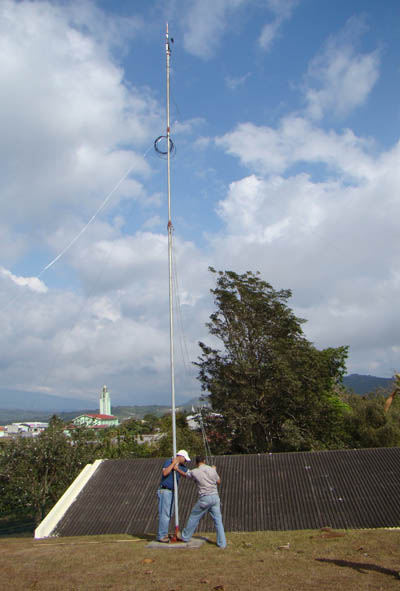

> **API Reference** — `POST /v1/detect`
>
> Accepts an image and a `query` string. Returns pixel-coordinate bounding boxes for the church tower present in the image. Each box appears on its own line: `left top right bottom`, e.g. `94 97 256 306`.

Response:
100 385 111 416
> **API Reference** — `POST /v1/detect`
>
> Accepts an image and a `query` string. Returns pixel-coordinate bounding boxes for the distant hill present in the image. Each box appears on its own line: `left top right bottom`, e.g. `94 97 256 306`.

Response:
342 374 395 395
0 389 95 412
3 376 396 425
0 398 204 426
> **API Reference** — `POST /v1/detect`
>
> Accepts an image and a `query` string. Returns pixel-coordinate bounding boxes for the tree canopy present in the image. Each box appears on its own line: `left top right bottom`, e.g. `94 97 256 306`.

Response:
196 269 349 453
0 419 98 523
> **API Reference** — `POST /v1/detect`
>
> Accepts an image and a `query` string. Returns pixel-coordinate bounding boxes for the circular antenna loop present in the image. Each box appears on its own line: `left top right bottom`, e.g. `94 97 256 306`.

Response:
154 135 176 158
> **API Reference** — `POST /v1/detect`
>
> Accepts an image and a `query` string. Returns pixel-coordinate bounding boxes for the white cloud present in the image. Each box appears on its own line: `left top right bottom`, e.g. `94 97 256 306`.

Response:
0 0 398 407
0 0 161 256
0 267 48 294
303 15 380 120
178 0 296 58
173 117 206 135
193 136 213 150
0 224 212 403
258 0 296 51
216 116 375 179
0 1 187 403
216 174 325 243
225 72 251 90
258 21 280 51
212 122 400 379
92 297 121 323
211 14 399 377
66 0 143 49
143 215 163 229
266 0 296 18
180 0 296 57
180 0 246 59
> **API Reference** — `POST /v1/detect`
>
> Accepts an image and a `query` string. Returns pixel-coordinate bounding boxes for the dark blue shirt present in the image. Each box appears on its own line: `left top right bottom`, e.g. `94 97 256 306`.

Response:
160 458 188 490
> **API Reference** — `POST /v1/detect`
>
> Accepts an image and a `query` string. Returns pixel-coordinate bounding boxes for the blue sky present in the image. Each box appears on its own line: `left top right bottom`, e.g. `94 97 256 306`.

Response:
1 0 400 408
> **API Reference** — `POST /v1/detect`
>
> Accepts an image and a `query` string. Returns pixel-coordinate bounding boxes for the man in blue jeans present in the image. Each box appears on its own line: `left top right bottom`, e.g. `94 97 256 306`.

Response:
179 455 226 548
157 449 190 543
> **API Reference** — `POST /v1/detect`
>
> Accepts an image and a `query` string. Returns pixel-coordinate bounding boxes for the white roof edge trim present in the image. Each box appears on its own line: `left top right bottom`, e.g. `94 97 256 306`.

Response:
34 459 104 539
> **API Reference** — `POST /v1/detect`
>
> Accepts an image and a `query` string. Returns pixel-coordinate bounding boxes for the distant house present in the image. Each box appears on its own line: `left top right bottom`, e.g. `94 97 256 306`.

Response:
4 422 48 437
6 423 22 435
20 422 48 434
136 433 163 445
186 414 199 430
186 412 222 430
72 414 119 428
0 426 6 438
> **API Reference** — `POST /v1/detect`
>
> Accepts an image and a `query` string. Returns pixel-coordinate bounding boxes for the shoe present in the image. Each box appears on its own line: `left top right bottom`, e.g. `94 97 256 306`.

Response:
158 537 170 543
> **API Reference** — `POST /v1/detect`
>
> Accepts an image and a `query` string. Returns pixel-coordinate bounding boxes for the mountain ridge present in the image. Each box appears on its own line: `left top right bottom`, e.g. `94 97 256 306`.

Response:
0 375 395 425
342 373 394 395
0 400 203 426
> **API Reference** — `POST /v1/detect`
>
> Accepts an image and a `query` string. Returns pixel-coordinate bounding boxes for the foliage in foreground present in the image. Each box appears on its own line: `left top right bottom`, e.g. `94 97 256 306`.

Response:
0 417 99 523
342 391 400 448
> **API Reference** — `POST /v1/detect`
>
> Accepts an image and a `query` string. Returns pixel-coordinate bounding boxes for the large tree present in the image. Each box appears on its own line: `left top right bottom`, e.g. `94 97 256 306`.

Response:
196 269 349 453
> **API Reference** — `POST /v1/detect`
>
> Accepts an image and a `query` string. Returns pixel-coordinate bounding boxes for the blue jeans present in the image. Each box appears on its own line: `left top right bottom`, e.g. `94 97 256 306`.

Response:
182 494 226 548
157 488 174 540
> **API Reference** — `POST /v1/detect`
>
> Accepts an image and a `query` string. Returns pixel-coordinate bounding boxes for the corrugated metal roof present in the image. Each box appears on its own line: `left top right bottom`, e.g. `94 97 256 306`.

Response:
52 448 400 537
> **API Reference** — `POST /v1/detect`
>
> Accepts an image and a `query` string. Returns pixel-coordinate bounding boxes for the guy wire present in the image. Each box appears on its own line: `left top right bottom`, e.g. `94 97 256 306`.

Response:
0 143 154 315
172 246 193 376
198 406 212 461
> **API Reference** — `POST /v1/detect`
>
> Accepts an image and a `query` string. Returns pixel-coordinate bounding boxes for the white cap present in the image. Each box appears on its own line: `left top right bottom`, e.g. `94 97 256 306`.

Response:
177 449 191 462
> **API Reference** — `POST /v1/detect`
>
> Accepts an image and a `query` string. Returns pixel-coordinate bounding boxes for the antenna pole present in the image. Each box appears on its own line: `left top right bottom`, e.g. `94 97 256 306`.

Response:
165 22 179 536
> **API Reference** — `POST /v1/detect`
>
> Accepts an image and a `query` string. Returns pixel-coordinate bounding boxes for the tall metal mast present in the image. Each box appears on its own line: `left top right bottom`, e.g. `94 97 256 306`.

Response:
165 22 179 537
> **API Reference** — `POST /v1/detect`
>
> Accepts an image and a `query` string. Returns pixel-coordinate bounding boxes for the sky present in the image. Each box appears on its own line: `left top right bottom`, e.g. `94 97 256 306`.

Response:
1 0 400 408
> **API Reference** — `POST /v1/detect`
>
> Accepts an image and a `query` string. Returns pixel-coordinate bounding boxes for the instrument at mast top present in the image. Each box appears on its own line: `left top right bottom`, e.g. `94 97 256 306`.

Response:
154 24 175 158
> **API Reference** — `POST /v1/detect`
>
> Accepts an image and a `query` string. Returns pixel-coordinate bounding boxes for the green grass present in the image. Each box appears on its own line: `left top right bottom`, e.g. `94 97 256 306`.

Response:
1 529 399 590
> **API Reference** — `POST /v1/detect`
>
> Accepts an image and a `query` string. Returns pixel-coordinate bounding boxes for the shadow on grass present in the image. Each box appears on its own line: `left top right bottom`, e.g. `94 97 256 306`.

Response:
130 533 154 541
316 558 400 581
201 537 217 547
0 519 35 538
133 533 217 546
